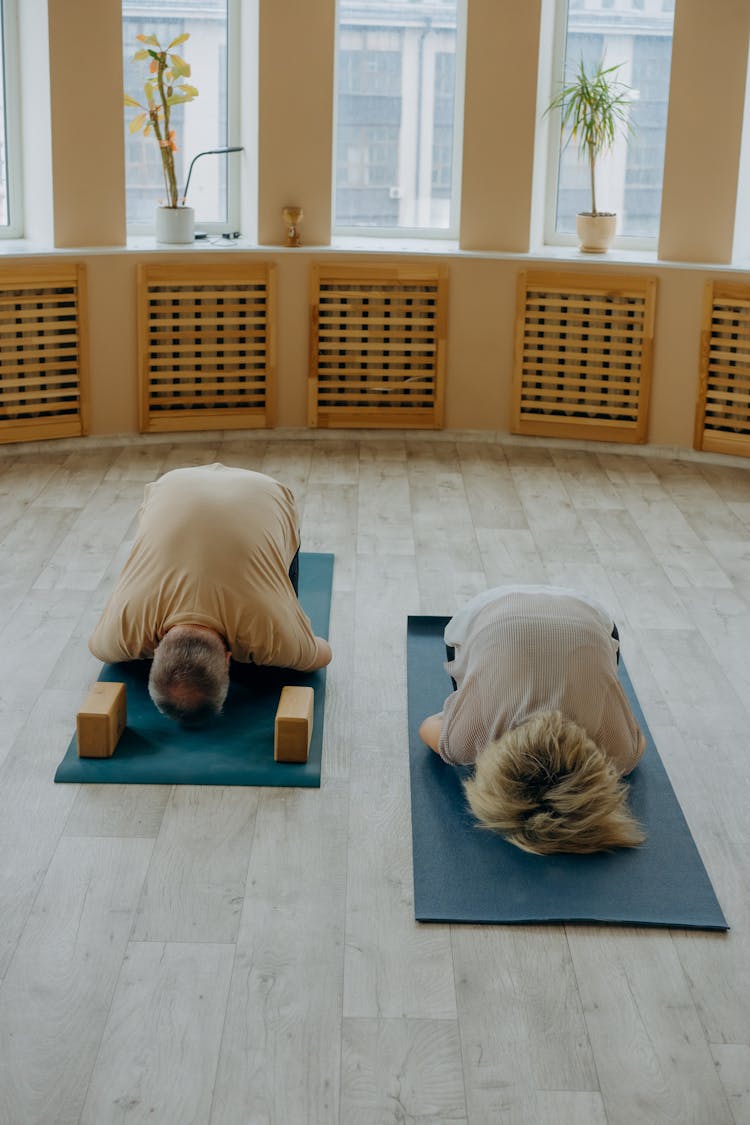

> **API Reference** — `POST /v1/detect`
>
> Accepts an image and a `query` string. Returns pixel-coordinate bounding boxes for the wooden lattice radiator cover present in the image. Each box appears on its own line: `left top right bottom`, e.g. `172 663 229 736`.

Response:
695 281 750 458
309 264 447 429
0 263 88 444
138 262 276 433
513 270 656 444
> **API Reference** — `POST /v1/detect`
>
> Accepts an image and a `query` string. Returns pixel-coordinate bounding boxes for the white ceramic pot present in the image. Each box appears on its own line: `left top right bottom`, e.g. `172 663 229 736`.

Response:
155 205 195 245
576 212 617 253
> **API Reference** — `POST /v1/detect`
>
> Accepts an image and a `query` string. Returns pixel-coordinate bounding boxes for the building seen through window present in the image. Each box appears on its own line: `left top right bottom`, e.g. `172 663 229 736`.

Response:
554 0 675 242
334 0 463 236
122 0 229 229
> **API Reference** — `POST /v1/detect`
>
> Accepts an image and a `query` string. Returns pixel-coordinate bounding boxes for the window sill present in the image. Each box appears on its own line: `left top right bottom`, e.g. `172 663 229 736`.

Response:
0 234 748 273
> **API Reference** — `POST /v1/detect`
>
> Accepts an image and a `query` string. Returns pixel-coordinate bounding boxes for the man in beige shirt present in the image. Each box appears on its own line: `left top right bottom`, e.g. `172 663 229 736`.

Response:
89 464 332 724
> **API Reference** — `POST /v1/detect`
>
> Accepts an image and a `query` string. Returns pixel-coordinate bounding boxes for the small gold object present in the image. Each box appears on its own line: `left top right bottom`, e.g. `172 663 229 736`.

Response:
282 206 303 246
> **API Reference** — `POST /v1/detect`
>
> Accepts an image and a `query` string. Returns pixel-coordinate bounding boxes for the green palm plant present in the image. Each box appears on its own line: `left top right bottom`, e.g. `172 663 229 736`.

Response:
546 57 634 217
124 32 199 209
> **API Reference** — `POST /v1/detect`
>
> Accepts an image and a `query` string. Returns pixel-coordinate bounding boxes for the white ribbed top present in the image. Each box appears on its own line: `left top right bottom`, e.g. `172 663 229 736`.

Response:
438 589 645 775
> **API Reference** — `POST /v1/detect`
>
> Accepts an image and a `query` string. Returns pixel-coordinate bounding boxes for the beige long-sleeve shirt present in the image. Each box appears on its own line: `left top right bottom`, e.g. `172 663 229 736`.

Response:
89 464 319 671
438 587 645 774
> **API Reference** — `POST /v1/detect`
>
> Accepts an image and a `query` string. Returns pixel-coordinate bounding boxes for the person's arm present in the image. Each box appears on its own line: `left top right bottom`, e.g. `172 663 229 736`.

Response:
88 611 146 663
418 712 444 754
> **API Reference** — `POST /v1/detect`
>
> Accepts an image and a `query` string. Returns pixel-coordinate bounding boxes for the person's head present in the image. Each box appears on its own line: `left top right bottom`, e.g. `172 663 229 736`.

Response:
148 627 230 726
463 710 645 855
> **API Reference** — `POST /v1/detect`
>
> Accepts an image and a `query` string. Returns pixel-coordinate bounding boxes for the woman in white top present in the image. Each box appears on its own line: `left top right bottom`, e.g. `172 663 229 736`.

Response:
418 586 646 855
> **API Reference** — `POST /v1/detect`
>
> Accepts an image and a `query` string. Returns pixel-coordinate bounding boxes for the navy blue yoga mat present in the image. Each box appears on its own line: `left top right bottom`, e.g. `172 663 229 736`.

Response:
407 615 728 930
55 553 334 788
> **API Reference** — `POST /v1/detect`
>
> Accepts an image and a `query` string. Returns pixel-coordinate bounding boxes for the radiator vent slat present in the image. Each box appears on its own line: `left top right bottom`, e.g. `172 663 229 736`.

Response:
0 264 88 444
512 271 656 444
138 263 276 433
309 265 446 429
695 282 750 458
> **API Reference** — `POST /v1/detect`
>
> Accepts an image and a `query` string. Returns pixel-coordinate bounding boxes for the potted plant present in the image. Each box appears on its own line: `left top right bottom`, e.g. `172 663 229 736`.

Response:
546 57 635 253
124 32 199 243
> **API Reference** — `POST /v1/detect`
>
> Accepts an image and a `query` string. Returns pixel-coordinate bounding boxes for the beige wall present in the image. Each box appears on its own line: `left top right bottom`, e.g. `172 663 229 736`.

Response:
257 0 335 247
5 1 750 450
659 0 750 263
460 1 542 252
47 0 127 247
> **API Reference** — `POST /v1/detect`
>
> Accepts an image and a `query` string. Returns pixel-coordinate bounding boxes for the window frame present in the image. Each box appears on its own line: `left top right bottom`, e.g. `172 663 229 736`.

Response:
123 0 242 238
0 0 23 238
543 0 669 253
331 0 467 241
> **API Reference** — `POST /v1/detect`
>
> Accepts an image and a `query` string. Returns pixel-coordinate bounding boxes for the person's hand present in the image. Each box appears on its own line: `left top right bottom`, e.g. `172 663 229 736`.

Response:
418 712 444 753
309 636 333 670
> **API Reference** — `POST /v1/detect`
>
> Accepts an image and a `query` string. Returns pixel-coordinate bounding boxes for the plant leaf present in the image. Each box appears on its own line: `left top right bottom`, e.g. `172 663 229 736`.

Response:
123 93 142 108
168 54 191 78
136 33 160 47
167 32 190 50
128 113 148 134
132 49 150 61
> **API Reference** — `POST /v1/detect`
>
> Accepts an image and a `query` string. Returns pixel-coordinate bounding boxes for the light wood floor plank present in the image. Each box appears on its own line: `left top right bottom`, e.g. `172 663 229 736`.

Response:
353 552 419 725
344 749 456 1021
341 1017 467 1123
302 480 357 592
209 782 348 1125
673 833 750 1045
131 786 260 944
0 836 153 1125
0 689 82 980
452 924 599 1121
568 926 735 1125
79 941 234 1125
259 439 313 506
320 588 355 780
357 454 415 557
64 783 171 838
711 1044 750 1125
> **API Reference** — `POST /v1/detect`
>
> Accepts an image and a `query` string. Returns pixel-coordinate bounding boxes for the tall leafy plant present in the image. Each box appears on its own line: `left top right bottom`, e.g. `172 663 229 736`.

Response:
547 57 634 217
124 33 199 209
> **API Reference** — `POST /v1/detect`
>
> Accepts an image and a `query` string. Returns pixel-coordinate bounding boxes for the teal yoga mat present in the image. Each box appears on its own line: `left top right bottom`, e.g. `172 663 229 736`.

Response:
407 615 728 930
55 553 333 788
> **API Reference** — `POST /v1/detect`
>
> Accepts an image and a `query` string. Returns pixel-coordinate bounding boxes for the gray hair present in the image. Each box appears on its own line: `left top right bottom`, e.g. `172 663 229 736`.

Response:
148 631 229 726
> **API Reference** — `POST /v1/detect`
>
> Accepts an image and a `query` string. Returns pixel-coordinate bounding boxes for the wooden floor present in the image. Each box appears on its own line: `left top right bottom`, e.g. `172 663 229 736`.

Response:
0 432 749 1125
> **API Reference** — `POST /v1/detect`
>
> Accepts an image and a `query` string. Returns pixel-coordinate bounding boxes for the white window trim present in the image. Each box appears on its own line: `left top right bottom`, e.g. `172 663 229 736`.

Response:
331 0 466 241
125 0 242 238
732 45 750 264
1 0 23 238
543 0 659 255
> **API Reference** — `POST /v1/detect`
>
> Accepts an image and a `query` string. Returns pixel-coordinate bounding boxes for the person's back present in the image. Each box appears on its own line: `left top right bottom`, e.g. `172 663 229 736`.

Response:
419 586 645 854
439 589 643 774
89 463 331 724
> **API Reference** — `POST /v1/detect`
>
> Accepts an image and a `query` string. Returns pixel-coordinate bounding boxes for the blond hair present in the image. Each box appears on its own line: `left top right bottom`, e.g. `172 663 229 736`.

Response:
149 630 229 726
463 710 645 855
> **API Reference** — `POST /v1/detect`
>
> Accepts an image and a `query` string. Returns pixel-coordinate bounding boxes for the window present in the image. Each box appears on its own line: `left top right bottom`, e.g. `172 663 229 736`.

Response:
122 0 239 233
333 0 465 238
547 0 674 248
0 0 21 237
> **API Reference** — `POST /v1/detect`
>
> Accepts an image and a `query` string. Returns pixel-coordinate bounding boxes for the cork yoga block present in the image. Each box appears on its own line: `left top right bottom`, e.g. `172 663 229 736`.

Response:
274 685 314 763
77 682 127 758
